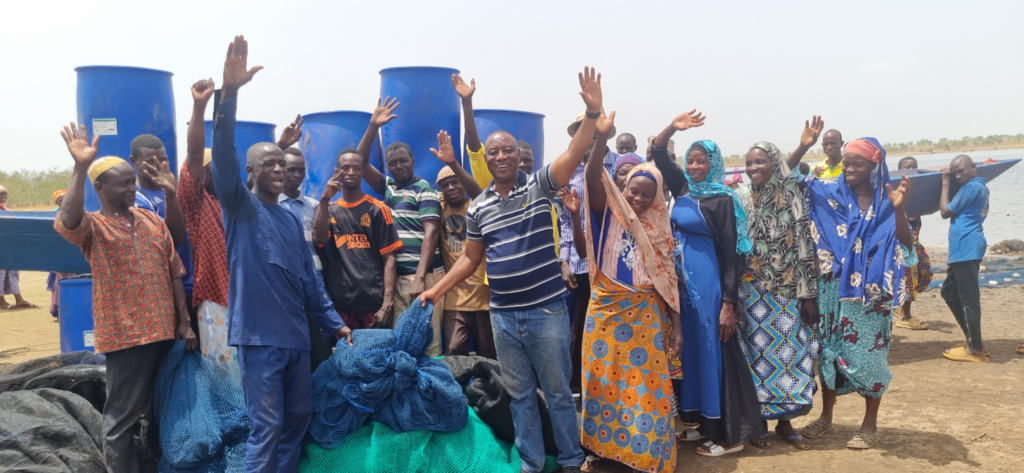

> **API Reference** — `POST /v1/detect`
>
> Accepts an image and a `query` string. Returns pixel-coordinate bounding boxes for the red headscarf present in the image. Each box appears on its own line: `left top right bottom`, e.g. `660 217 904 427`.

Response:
845 138 884 163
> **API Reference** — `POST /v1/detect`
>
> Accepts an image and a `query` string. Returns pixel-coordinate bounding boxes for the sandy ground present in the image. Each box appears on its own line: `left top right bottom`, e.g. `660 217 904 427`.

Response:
3 271 1023 472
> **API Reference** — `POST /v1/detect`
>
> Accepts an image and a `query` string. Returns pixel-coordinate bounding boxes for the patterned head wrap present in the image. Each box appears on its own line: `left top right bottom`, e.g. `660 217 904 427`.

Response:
53 189 67 202
682 140 753 254
613 153 644 174
739 142 816 299
845 139 884 163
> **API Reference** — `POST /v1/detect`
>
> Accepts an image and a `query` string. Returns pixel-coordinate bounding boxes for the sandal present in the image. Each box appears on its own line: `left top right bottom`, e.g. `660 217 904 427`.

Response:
777 432 809 450
581 454 601 472
943 346 988 363
949 342 989 356
894 317 927 330
676 428 705 442
801 420 834 439
696 440 744 457
1016 345 1024 355
750 432 771 449
846 430 879 449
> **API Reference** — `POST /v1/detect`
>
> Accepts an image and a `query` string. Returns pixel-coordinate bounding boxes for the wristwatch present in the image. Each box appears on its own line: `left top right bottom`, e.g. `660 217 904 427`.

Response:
585 110 601 119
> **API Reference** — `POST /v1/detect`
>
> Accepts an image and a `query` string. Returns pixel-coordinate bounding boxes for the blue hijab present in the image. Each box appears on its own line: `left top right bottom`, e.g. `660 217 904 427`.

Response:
805 137 910 303
683 140 752 254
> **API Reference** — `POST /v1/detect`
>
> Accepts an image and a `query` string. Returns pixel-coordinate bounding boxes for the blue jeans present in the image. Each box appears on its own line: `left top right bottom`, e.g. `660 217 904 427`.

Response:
491 299 583 473
238 345 312 473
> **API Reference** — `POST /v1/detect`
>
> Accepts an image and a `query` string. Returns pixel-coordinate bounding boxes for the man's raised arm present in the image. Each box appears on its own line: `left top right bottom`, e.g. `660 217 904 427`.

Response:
58 123 99 230
212 35 262 213
550 67 604 188
356 97 398 195
185 79 214 182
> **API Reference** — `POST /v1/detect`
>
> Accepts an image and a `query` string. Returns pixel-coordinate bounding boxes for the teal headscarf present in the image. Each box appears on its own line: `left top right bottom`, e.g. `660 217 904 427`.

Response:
682 140 753 254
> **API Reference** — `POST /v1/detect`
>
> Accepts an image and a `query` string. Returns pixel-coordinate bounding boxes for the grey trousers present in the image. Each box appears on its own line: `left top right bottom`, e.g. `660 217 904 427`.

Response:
103 339 173 473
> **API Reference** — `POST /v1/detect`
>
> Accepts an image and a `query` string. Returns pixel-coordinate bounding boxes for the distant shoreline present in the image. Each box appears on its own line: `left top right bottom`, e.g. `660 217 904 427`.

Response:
723 145 1024 168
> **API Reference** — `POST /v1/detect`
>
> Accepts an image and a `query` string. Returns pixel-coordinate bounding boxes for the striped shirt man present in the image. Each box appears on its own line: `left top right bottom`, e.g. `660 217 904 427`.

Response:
384 176 444 275
467 164 566 311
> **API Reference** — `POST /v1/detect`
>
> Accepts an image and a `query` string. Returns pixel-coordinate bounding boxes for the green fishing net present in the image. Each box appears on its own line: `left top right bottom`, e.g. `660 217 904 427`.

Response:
299 407 557 473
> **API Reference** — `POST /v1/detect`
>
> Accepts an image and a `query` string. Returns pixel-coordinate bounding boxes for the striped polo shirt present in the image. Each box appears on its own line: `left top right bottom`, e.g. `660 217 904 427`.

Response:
467 164 567 311
384 176 444 275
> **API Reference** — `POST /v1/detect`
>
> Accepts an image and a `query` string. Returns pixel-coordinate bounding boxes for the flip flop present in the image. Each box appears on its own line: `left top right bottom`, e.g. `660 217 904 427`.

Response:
943 346 988 363
581 454 601 472
846 431 879 450
696 440 744 457
777 432 809 450
14 301 37 308
1016 345 1024 355
676 428 705 442
750 432 771 449
949 342 989 356
801 420 834 439
894 317 927 330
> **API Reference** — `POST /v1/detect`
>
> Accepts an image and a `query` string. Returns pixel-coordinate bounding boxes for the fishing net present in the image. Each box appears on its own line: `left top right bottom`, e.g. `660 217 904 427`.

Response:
308 302 468 449
0 351 107 411
441 355 558 455
153 341 249 472
299 407 557 473
0 388 106 473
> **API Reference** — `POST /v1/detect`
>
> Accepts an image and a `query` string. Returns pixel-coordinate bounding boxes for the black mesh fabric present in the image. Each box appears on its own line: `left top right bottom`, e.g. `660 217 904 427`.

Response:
0 388 106 472
0 351 107 411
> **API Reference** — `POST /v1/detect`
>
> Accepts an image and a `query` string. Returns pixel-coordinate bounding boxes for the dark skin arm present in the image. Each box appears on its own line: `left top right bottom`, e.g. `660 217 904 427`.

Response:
185 79 214 183
58 123 99 230
277 114 303 150
652 110 706 196
887 175 915 247
356 97 399 195
550 67 604 188
418 240 486 307
140 161 186 246
377 252 397 327
172 276 198 350
411 220 441 298
785 116 824 170
453 74 481 152
431 130 483 197
939 167 954 219
585 109 616 213
559 188 587 257
800 298 820 327
313 167 343 246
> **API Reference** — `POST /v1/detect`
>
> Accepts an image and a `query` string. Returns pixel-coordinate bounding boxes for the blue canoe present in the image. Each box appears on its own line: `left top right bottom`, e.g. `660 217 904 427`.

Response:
0 211 91 273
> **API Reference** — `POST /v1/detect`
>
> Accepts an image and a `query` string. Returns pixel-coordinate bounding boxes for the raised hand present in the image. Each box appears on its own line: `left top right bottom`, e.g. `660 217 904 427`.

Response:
596 109 617 138
430 130 455 164
60 122 99 166
222 35 263 94
812 166 825 178
800 115 824 148
559 187 581 213
371 96 400 127
140 160 177 193
192 78 215 104
887 174 912 210
452 74 475 100
578 66 603 112
278 114 304 149
322 167 344 201
671 110 705 131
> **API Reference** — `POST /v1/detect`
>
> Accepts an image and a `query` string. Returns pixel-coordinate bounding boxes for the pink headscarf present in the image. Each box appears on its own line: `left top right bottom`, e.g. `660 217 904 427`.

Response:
845 138 884 163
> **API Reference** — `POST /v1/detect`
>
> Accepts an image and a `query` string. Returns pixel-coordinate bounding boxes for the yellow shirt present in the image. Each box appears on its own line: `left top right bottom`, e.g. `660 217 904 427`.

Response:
812 159 843 178
466 146 561 284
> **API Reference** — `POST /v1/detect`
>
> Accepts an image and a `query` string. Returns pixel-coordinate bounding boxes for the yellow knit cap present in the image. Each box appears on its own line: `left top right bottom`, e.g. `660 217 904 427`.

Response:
88 157 129 184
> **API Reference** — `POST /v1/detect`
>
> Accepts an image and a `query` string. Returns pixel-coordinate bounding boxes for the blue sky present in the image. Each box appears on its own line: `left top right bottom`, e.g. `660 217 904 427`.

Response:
2 0 1021 171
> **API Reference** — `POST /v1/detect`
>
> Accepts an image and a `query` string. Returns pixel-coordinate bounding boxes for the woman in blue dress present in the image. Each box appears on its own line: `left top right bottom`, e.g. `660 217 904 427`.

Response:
650 111 764 457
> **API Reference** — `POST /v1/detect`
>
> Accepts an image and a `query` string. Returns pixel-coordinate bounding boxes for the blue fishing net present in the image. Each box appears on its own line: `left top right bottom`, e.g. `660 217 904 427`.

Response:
308 302 468 449
153 341 250 472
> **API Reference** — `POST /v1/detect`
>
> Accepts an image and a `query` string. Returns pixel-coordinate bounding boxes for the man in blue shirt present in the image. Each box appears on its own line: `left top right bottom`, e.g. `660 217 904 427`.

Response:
129 134 199 345
212 35 351 472
939 154 989 363
420 67 606 473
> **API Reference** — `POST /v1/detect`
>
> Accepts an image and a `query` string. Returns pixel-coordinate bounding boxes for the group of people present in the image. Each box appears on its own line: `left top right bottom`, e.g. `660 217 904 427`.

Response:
46 35 999 473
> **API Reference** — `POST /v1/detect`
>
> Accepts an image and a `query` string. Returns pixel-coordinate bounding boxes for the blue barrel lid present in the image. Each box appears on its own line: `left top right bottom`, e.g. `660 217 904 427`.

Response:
474 109 546 119
75 65 174 76
379 66 460 75
301 110 372 120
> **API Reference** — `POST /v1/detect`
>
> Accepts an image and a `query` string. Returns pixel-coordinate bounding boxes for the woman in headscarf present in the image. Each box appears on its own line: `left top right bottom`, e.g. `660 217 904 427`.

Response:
611 153 644 192
651 110 764 457
570 111 681 473
736 138 820 450
799 137 915 450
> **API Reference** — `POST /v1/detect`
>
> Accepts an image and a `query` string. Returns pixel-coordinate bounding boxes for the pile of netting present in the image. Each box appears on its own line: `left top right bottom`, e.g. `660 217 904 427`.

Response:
308 301 468 449
299 407 557 473
153 341 250 472
0 352 108 472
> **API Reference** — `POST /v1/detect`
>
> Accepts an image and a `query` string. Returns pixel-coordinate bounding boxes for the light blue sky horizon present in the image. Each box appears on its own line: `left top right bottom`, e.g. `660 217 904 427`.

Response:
2 0 1021 172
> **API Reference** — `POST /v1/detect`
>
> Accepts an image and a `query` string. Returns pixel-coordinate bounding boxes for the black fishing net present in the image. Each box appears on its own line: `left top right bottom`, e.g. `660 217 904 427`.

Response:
0 388 106 472
0 351 107 411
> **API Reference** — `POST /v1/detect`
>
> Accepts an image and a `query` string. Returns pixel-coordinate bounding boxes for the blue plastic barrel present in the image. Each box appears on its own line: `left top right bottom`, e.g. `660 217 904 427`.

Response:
204 120 277 185
58 277 95 353
379 67 462 187
299 111 384 200
474 110 546 173
76 66 177 211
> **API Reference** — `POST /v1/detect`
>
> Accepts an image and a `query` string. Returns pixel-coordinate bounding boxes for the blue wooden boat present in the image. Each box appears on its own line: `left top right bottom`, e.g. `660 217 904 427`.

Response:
0 211 90 273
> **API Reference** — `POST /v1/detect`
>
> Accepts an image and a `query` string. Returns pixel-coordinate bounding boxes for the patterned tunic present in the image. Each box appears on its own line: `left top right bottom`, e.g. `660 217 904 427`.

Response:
178 166 230 308
55 208 185 353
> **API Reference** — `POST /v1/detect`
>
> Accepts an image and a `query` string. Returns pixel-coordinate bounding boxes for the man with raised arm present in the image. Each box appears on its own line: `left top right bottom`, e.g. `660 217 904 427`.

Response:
178 78 236 377
54 123 196 472
312 148 401 331
355 96 446 356
419 66 605 473
211 35 351 472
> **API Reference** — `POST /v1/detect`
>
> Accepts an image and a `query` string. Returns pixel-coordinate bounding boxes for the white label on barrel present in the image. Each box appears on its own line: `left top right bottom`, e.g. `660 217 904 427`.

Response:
84 331 95 347
93 118 117 136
